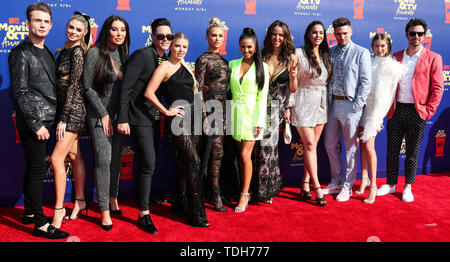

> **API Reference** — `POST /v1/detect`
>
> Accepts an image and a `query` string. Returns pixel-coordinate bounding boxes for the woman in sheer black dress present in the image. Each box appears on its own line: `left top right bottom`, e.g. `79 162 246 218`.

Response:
50 12 91 229
145 33 209 227
195 17 231 212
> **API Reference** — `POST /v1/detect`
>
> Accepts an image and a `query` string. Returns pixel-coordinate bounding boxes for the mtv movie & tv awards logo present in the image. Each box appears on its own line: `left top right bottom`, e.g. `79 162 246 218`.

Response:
444 65 450 91
0 18 28 53
142 24 153 47
294 0 322 17
394 0 418 20
175 0 206 12
290 138 305 166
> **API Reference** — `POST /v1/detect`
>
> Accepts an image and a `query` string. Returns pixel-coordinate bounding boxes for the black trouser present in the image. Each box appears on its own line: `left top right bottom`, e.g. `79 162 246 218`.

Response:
18 124 52 228
386 103 427 185
131 124 159 211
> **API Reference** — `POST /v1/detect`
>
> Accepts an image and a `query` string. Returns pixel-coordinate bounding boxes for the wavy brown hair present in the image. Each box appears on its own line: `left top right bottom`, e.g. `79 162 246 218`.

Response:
262 20 296 67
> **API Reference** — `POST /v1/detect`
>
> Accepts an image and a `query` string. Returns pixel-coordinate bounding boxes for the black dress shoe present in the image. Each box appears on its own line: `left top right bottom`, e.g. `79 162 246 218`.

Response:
137 214 158 234
32 225 70 239
100 224 113 231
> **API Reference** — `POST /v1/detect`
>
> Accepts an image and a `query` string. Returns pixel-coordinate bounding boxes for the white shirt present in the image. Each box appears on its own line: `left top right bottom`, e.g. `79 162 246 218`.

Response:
397 46 423 103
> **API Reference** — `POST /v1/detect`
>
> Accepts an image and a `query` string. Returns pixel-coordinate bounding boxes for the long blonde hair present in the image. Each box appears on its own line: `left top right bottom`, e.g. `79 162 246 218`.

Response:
56 14 92 55
171 32 199 92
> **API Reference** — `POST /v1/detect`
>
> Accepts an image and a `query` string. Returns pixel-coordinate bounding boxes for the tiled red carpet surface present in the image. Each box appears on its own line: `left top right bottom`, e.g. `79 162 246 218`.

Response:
1 173 449 242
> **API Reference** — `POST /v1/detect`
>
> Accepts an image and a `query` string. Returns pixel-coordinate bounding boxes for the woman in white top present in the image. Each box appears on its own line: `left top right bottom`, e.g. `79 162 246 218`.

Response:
356 33 406 204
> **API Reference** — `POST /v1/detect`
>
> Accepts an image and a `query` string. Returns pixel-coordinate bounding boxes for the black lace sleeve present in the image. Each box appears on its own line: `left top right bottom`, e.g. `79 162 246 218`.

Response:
59 46 84 122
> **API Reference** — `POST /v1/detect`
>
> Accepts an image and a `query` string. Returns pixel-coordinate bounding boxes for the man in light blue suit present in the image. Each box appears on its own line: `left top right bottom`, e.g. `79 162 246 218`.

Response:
322 17 372 202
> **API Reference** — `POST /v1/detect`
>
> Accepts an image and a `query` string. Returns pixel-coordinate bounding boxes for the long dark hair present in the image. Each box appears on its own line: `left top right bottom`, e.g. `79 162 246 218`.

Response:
303 20 333 83
239 27 265 90
261 20 296 66
93 15 130 96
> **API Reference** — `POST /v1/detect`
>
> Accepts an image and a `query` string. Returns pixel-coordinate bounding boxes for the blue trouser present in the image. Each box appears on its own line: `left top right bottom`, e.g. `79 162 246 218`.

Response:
324 99 363 189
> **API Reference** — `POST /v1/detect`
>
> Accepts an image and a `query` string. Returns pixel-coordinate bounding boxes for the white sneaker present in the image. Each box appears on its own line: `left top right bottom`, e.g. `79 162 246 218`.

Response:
336 188 352 202
322 184 343 195
376 184 395 196
402 187 414 202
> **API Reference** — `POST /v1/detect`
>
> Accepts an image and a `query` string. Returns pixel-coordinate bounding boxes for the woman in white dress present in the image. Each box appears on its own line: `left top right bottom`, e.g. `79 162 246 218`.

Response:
356 33 406 204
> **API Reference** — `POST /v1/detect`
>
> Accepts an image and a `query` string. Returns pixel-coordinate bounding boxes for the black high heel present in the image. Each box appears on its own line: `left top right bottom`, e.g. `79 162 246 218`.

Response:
66 199 88 220
100 223 113 231
314 186 327 207
109 204 123 215
299 182 312 200
137 214 158 234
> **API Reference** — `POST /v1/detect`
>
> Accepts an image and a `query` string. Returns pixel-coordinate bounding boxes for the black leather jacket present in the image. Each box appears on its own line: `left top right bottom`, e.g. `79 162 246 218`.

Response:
9 38 57 132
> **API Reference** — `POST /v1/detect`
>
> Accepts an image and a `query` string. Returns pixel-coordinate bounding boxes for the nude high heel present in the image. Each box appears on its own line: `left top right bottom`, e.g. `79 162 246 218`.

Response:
234 193 250 213
355 177 370 195
364 186 378 204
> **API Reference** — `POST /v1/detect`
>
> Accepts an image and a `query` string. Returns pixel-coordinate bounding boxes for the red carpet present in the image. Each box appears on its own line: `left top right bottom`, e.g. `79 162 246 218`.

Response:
1 173 450 242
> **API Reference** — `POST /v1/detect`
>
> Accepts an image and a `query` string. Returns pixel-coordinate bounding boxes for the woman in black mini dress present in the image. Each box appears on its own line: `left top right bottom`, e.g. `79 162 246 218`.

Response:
50 12 91 229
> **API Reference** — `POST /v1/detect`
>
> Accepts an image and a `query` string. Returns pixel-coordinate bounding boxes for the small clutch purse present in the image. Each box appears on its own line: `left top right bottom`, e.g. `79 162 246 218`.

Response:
284 122 292 144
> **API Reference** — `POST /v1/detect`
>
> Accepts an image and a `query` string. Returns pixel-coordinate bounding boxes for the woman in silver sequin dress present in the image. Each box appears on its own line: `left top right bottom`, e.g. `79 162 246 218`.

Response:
287 21 333 206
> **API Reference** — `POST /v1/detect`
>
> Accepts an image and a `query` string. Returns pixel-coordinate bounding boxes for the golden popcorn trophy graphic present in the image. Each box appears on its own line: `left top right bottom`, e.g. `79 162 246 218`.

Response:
423 29 432 50
446 0 450 24
435 130 446 157
219 21 229 55
244 0 257 15
89 18 99 46
120 146 135 180
326 25 337 47
116 0 131 10
353 0 364 19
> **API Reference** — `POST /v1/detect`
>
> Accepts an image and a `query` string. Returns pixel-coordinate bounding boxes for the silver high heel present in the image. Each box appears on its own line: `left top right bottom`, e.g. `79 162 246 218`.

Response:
234 193 250 213
355 177 370 194
364 186 378 204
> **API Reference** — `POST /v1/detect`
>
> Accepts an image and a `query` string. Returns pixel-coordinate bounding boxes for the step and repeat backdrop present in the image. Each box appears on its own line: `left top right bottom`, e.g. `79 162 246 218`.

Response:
1 0 449 206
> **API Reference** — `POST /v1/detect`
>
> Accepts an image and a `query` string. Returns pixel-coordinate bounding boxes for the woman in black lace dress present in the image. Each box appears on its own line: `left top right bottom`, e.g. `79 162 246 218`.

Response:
145 33 209 227
195 17 231 212
251 20 298 204
50 12 91 229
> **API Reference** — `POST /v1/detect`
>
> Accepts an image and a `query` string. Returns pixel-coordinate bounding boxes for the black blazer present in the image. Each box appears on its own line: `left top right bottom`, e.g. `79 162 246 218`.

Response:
118 45 163 127
9 38 57 132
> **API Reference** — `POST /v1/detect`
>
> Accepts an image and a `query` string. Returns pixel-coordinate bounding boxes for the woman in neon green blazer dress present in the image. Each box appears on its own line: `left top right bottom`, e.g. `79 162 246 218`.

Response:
228 28 269 213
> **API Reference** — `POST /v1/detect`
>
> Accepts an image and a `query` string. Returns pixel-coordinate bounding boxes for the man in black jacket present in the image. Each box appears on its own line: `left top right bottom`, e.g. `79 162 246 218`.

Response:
9 3 69 239
117 18 174 234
